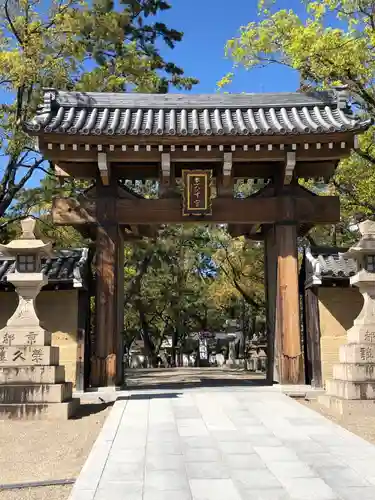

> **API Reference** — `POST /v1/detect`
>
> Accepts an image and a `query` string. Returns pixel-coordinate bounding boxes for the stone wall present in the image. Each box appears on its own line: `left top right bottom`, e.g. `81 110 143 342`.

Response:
318 287 363 385
0 290 79 386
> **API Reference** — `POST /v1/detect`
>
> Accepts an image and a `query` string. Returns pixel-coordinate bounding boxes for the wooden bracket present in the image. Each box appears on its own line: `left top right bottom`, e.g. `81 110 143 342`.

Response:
54 164 69 178
98 152 110 185
228 223 263 240
248 224 260 236
161 153 171 186
129 225 140 237
216 152 233 197
223 152 233 187
159 152 173 197
284 152 296 184
54 164 69 186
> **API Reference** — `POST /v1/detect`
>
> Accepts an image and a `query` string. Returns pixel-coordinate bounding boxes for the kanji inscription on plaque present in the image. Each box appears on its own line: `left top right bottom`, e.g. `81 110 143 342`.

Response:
182 170 212 216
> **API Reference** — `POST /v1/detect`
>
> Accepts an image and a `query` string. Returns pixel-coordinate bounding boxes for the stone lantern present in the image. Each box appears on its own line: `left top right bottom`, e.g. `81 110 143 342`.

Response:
0 218 52 338
257 349 267 373
343 220 375 344
320 220 375 414
0 218 78 419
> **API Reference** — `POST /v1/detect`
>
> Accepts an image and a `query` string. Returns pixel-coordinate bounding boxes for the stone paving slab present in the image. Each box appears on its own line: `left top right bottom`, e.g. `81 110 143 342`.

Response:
69 387 375 500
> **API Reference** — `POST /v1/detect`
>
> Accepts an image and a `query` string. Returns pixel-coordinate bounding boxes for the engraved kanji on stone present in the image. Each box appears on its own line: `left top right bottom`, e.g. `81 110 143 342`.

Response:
0 346 7 362
364 330 375 343
360 346 374 361
25 332 37 345
1 332 15 345
31 348 43 363
13 350 26 362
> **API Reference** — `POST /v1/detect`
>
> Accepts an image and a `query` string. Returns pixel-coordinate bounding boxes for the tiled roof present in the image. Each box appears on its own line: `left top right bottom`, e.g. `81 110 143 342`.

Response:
24 88 371 137
0 248 90 288
304 246 357 287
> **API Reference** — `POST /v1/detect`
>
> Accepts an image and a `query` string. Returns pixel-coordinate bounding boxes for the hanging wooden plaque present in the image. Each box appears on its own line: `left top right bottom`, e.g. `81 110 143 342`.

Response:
182 169 212 216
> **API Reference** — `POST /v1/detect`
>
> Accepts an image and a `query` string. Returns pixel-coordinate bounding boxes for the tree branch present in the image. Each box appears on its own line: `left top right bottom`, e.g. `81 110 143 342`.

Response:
4 0 24 46
356 148 375 166
0 157 46 216
123 253 152 305
332 179 375 214
220 263 261 310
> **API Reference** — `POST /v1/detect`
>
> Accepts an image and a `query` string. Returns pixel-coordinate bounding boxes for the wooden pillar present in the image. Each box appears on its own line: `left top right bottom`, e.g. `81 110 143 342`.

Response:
75 289 88 392
264 226 277 383
304 286 322 387
275 221 304 384
116 227 125 386
91 180 123 387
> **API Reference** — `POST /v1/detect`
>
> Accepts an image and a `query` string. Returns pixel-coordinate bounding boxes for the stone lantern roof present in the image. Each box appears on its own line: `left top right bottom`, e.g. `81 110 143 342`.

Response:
0 218 52 257
343 220 375 258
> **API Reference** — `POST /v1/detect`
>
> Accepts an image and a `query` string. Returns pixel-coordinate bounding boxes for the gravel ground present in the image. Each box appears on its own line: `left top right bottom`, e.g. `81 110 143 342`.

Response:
0 486 70 500
299 398 375 445
0 400 112 500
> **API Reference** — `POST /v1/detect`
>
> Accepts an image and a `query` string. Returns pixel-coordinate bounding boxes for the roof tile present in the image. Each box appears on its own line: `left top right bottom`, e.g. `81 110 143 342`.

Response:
308 246 357 281
0 248 90 288
25 89 371 137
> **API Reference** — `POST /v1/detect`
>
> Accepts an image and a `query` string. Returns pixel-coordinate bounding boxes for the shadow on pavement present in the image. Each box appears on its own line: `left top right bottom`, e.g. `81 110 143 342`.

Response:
122 369 269 392
71 401 114 419
118 392 182 400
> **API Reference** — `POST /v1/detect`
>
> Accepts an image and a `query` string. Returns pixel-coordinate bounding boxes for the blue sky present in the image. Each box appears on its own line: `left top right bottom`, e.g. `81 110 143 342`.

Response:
0 0 319 190
160 0 301 94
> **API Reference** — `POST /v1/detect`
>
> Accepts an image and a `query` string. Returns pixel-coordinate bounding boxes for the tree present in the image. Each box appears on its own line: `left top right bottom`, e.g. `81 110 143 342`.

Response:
218 0 375 240
210 234 265 312
122 224 239 367
209 229 265 357
0 0 198 226
0 163 92 246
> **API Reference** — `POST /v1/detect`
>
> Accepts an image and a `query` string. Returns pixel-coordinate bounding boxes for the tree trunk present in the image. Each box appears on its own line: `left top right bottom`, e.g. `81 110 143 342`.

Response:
238 300 246 358
171 329 178 367
138 307 158 367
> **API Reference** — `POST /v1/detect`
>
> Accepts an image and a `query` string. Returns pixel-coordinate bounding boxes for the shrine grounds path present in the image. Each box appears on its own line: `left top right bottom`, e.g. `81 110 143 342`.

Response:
124 367 266 390
69 385 375 500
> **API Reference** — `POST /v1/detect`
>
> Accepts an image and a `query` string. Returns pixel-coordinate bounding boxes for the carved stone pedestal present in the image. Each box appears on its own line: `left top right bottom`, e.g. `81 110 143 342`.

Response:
0 348 79 420
0 218 79 419
319 220 375 415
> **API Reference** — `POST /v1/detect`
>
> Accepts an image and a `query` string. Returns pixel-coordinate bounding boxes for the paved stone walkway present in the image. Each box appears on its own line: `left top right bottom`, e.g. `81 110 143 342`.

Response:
69 387 375 500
